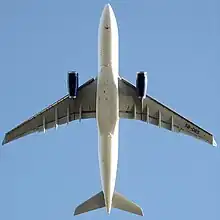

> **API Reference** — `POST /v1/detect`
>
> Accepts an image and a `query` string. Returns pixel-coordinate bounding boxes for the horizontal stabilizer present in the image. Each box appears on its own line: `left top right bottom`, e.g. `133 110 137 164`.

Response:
73 190 143 216
112 191 144 216
74 191 105 216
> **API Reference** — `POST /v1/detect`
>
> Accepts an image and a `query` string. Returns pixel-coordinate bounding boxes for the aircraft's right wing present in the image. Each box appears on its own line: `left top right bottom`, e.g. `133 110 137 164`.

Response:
2 78 97 146
119 77 217 147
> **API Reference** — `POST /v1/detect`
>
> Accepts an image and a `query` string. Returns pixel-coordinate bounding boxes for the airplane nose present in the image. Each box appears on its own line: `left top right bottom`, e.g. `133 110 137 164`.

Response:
101 4 114 29
104 4 112 12
103 4 112 15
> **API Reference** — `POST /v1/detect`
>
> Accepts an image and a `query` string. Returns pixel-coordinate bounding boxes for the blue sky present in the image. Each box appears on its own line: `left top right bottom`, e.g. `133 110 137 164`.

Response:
0 0 219 219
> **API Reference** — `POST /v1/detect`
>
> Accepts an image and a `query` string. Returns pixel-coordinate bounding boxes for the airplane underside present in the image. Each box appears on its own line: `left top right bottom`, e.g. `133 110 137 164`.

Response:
2 3 217 218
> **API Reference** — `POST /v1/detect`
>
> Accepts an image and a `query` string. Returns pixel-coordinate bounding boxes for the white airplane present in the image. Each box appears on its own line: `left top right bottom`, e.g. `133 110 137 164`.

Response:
2 3 217 217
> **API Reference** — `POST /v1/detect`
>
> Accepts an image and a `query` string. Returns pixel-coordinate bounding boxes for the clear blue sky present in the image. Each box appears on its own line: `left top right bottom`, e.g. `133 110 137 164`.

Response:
0 0 219 219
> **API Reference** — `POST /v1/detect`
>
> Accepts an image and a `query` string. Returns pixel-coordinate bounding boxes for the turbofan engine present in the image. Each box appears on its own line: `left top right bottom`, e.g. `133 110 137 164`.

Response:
136 71 147 98
68 71 79 98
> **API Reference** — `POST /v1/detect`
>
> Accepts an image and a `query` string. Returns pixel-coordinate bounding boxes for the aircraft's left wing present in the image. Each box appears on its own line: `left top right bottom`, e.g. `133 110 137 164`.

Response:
2 78 97 145
119 77 217 147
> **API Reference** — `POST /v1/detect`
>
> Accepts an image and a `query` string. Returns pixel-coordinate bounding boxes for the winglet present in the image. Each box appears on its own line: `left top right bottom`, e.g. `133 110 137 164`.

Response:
212 136 217 147
2 135 7 146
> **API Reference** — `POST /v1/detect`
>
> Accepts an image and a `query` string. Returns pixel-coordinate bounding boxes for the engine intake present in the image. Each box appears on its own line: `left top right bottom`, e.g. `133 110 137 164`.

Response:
136 71 147 98
68 71 79 98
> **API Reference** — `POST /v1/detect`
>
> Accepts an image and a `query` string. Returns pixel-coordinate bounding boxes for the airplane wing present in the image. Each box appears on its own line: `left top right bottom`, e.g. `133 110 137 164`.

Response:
2 78 97 145
119 77 217 147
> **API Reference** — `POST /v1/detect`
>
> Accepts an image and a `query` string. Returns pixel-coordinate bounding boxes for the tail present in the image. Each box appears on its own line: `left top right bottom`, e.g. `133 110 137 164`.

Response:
74 191 144 216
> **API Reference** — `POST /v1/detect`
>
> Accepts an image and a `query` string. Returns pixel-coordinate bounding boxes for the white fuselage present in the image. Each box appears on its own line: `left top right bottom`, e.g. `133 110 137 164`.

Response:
96 4 119 213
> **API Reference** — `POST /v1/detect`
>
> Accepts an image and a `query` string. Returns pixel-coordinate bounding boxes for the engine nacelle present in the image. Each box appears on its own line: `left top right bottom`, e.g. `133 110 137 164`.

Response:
136 71 147 98
68 71 79 98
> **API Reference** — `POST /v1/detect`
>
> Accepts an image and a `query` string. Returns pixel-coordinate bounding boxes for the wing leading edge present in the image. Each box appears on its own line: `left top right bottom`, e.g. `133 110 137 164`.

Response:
119 77 217 147
2 78 97 146
2 76 217 147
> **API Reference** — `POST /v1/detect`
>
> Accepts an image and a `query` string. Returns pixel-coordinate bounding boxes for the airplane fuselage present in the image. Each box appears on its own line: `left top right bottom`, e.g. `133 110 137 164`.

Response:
2 3 216 217
96 4 119 213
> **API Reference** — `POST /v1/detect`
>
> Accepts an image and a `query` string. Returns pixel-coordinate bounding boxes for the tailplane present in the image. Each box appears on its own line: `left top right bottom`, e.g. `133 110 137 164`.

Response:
74 191 105 216
74 191 143 216
112 191 144 216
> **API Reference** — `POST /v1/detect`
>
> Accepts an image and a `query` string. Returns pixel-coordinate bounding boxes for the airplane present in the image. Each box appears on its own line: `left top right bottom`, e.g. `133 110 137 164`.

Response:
2 3 217 217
